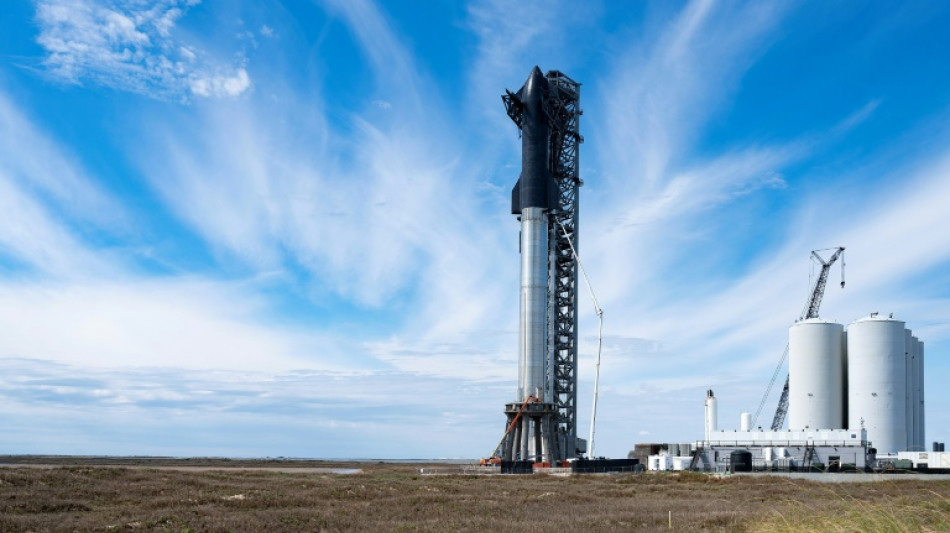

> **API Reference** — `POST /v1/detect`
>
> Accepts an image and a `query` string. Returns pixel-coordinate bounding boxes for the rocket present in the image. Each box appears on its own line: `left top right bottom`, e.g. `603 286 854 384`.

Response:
509 66 557 215
497 65 580 463
506 66 556 404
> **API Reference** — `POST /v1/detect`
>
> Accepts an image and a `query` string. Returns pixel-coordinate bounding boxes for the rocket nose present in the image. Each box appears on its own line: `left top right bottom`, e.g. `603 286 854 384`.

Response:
528 66 546 84
524 66 548 97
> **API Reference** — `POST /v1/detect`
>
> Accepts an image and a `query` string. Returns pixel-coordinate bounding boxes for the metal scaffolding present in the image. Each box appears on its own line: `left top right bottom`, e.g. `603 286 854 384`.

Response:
544 70 583 458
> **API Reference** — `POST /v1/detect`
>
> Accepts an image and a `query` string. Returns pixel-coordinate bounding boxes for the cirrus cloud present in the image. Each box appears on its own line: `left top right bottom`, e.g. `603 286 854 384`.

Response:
34 0 250 100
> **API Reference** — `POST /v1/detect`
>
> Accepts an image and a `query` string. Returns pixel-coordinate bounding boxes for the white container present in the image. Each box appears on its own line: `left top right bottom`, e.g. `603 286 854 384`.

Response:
671 457 692 471
740 412 752 431
847 314 907 454
648 454 671 471
789 319 846 430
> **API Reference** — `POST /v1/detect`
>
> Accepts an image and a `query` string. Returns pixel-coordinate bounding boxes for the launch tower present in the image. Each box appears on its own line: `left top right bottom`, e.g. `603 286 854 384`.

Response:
497 67 583 463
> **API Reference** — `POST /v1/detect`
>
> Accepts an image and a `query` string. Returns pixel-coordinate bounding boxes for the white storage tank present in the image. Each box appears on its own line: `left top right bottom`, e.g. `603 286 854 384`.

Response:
916 339 925 450
789 319 846 431
904 329 917 450
847 314 907 454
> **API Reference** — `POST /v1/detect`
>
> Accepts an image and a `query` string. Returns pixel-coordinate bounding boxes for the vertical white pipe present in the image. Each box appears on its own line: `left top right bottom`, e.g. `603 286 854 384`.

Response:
705 390 717 442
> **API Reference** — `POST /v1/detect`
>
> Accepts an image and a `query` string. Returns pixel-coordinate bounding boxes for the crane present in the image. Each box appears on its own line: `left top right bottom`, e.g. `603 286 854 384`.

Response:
752 247 846 430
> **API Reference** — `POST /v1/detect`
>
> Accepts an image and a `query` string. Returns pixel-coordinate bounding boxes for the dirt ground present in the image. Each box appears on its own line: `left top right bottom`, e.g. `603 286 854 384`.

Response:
1 457 948 532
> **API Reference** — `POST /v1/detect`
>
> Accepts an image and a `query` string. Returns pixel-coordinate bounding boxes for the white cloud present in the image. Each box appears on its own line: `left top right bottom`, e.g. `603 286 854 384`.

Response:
0 174 112 278
0 356 512 457
0 89 129 277
33 0 250 99
132 0 510 319
464 0 595 137
0 278 361 372
0 90 122 223
321 0 418 100
189 68 250 97
596 1 790 189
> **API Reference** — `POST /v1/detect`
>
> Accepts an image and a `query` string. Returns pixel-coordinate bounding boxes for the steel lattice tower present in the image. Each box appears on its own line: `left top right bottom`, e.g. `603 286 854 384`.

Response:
546 71 583 459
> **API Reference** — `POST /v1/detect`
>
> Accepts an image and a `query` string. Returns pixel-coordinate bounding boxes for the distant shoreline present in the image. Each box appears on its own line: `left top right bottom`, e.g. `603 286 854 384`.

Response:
0 455 477 467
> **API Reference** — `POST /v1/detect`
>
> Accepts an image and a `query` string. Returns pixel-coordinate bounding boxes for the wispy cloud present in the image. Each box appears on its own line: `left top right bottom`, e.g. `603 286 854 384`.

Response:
133 0 511 319
34 0 250 99
0 89 128 277
0 357 509 457
464 0 596 137
0 279 369 372
597 1 791 188
0 91 126 231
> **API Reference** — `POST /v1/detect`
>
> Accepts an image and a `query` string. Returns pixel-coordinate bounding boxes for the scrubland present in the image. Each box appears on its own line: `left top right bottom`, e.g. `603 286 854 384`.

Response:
1 459 948 532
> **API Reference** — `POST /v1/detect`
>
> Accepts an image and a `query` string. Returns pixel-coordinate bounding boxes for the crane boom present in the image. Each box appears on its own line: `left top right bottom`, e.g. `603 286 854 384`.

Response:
802 247 846 320
762 247 845 431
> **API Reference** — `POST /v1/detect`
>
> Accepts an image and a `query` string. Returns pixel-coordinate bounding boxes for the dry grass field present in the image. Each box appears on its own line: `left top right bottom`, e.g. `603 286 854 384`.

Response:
1 458 948 532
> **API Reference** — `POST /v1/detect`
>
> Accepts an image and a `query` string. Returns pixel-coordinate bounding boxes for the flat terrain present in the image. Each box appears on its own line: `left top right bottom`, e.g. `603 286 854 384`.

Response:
1 457 948 532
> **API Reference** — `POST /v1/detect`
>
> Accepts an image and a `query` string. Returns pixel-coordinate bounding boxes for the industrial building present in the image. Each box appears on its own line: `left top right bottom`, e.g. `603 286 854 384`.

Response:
691 311 929 472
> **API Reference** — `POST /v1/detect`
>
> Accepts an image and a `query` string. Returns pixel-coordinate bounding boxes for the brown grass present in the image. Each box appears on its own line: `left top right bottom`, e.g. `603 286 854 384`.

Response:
1 461 948 532
748 485 950 533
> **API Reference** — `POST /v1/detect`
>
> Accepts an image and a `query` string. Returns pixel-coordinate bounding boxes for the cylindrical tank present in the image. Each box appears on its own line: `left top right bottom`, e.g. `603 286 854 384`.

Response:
730 450 752 473
705 390 717 441
905 330 916 449
740 412 752 431
788 319 846 430
842 329 849 428
847 314 907 454
917 342 924 448
907 336 927 452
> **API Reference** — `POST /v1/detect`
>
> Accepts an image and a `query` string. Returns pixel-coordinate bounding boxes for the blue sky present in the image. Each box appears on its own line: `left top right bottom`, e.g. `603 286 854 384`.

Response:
1 0 949 459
